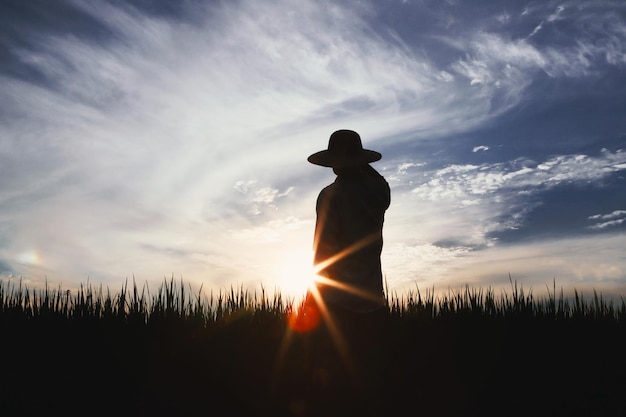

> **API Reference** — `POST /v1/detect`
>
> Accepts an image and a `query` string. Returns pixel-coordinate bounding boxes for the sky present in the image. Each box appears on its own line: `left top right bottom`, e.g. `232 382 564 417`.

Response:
1 0 625 302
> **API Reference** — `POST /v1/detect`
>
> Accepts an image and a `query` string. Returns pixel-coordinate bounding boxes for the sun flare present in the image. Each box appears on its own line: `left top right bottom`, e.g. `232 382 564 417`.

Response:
274 250 319 299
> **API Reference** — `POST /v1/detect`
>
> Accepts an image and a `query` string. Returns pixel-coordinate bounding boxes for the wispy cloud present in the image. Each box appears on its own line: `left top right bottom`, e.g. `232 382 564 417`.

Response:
1 0 539 289
589 210 626 221
380 150 626 259
413 150 625 201
1 0 624 298
588 210 626 230
589 218 626 230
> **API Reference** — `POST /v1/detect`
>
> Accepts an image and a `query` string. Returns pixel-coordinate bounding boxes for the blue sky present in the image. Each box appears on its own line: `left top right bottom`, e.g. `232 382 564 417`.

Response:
1 0 625 300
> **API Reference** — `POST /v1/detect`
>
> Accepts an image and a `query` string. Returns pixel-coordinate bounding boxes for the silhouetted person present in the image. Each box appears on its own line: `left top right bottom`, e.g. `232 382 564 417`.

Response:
308 129 390 314
305 130 391 412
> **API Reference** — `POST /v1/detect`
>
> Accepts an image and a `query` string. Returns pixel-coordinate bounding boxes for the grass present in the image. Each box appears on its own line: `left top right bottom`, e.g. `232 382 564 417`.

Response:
388 278 626 323
1 276 625 417
2 276 624 324
0 277 288 324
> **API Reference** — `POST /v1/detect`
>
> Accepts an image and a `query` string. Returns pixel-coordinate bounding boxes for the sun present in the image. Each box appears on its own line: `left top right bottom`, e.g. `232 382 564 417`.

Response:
273 250 319 299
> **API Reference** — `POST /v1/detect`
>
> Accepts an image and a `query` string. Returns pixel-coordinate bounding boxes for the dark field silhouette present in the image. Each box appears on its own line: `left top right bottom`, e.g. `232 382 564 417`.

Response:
1 278 624 417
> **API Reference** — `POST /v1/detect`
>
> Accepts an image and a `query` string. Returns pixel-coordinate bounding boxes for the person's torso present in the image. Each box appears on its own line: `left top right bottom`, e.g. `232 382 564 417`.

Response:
316 168 390 311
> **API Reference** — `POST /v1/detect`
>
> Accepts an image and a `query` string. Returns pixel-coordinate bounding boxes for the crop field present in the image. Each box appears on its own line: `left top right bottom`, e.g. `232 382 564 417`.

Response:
1 278 624 417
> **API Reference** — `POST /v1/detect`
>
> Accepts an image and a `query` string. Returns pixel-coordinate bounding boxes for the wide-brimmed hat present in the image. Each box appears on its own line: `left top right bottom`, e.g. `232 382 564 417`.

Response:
307 130 381 168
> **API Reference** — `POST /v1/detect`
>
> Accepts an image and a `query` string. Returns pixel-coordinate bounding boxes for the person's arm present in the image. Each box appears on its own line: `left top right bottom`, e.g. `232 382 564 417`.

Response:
313 188 341 277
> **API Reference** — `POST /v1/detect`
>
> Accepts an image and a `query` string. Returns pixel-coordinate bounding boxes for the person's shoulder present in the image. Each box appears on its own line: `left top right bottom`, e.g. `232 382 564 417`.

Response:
365 167 390 188
317 182 339 201
320 181 337 193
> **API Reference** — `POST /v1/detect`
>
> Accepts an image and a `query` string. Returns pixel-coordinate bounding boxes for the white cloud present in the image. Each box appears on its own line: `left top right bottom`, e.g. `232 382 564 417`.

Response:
527 22 544 39
385 161 427 186
234 181 258 194
589 210 626 221
437 70 455 82
589 218 626 230
395 150 626 254
3 2 527 282
414 151 626 202
451 6 626 87
233 180 295 215
451 33 546 91
496 12 511 24
547 5 566 22
588 210 626 230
